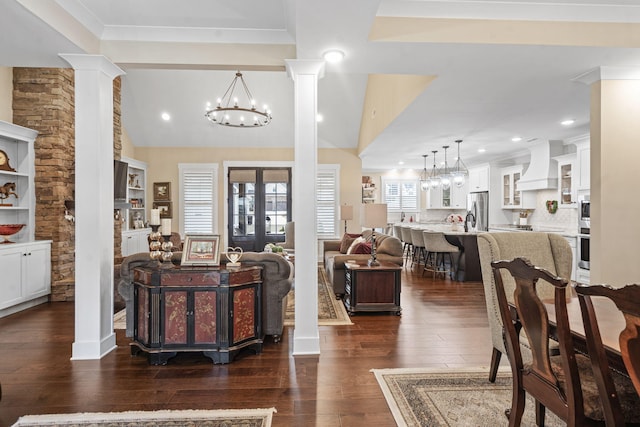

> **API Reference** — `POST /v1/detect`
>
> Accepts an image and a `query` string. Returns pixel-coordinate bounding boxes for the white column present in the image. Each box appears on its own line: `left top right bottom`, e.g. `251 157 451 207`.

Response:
60 54 125 359
285 59 325 355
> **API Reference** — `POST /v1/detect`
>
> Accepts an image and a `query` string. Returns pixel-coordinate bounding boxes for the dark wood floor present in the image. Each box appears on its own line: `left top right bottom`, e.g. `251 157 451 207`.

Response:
0 265 499 426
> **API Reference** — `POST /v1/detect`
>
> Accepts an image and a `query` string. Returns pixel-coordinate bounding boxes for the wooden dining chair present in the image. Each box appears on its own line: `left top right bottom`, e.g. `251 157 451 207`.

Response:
576 284 640 426
491 257 640 427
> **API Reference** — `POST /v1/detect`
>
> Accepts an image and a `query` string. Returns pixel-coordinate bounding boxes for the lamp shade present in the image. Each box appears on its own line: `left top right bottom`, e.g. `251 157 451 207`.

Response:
340 205 353 221
362 203 388 229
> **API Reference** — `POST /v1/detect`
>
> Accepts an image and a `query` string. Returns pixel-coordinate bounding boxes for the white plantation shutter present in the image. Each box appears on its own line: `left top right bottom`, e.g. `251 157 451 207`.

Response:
383 179 418 211
179 164 218 234
317 165 339 238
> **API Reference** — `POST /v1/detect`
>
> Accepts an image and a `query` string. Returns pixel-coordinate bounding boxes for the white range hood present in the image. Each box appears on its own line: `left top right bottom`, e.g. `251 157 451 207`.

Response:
517 140 564 191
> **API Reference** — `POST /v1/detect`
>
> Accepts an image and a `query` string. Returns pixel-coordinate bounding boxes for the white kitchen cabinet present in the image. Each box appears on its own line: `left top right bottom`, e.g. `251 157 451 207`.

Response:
501 166 536 209
576 141 590 191
427 181 467 209
0 241 51 318
468 165 490 192
554 154 576 207
122 229 151 256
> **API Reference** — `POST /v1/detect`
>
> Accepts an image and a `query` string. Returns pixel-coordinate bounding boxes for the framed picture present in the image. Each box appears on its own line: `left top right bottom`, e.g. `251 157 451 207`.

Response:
181 235 220 266
153 182 171 201
153 201 172 218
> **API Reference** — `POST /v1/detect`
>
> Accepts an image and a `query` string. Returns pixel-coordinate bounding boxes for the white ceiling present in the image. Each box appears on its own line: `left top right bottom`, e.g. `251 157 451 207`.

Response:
3 0 640 171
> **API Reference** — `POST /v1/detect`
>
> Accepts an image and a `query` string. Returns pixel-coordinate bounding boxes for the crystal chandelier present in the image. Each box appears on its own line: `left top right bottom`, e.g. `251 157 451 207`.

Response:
450 139 469 188
204 71 272 127
429 150 440 188
419 154 429 191
439 145 451 190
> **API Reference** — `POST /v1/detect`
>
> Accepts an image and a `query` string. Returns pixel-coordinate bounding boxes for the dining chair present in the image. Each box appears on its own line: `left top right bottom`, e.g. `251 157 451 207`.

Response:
492 257 640 427
576 283 640 426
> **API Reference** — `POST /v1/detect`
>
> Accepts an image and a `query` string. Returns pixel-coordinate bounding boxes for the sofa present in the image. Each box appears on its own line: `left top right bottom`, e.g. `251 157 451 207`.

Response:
323 229 403 298
118 251 293 342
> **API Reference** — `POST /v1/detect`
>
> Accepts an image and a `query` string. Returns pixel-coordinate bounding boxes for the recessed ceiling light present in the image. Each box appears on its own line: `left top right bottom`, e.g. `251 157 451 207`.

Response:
316 114 324 123
561 119 575 126
161 112 171 121
398 161 404 165
511 137 522 142
323 49 345 63
478 148 486 153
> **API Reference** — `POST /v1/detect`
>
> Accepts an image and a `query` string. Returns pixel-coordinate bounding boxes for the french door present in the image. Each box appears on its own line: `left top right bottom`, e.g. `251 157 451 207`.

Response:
228 167 291 252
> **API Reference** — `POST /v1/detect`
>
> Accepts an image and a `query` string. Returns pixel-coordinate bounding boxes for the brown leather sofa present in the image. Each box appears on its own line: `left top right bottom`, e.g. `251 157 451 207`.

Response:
118 251 293 342
323 229 403 298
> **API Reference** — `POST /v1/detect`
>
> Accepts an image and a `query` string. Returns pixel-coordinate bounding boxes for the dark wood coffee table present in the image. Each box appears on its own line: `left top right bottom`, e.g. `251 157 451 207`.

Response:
343 261 402 315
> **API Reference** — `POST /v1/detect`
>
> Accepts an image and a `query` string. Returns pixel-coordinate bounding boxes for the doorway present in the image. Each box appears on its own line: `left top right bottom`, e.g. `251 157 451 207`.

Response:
228 167 292 252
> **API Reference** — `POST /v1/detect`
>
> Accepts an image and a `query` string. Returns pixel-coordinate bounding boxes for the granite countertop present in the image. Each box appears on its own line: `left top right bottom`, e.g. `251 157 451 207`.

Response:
489 224 577 237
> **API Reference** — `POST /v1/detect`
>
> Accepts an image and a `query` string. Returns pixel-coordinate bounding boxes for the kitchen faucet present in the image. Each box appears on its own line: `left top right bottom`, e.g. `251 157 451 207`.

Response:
464 210 476 233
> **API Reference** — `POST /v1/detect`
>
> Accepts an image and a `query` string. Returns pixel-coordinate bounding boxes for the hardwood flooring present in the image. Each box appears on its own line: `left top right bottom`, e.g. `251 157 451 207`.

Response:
0 266 500 426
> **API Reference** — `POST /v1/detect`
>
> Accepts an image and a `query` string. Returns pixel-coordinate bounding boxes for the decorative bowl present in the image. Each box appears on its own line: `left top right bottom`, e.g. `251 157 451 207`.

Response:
0 224 25 243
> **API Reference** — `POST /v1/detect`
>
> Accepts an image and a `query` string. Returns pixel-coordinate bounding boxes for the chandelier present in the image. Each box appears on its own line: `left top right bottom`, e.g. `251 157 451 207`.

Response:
439 145 451 190
419 154 429 191
429 150 440 188
204 71 272 127
450 139 469 188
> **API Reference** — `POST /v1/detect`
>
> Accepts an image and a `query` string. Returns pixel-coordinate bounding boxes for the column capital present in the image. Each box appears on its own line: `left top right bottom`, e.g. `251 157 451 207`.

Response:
59 54 125 79
285 59 325 81
572 66 640 85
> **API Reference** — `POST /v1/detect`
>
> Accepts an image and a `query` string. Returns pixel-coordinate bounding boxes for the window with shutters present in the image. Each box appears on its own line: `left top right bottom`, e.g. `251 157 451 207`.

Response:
179 163 218 234
317 165 339 238
382 179 418 211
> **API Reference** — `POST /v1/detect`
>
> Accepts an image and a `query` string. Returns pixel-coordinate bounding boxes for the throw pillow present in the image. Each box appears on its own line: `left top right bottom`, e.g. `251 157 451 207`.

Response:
340 233 362 254
346 236 366 254
351 242 372 254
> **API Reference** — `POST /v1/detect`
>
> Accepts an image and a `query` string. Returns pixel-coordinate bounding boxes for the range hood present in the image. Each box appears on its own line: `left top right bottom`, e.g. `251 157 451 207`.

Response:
517 140 564 191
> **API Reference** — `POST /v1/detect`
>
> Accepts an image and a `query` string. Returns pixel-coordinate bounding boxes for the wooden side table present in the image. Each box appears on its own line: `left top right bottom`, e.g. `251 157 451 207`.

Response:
132 265 263 365
344 261 402 315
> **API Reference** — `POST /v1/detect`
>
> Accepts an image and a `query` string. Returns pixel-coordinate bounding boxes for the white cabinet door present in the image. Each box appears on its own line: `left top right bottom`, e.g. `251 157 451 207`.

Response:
468 165 489 192
427 185 442 209
554 154 576 207
23 243 51 298
122 229 151 256
577 144 590 191
0 248 24 309
450 181 468 209
501 166 536 209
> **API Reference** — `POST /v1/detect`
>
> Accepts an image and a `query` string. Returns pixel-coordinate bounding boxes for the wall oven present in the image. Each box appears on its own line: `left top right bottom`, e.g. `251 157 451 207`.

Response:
578 196 590 270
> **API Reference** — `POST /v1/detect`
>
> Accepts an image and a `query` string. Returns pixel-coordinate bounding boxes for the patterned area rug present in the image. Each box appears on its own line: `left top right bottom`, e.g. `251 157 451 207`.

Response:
12 408 275 426
371 367 564 427
113 308 126 330
284 267 352 326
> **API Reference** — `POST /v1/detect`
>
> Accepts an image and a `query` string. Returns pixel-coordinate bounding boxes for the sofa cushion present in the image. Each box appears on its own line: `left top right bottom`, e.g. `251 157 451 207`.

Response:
346 236 366 254
340 233 362 253
351 242 372 254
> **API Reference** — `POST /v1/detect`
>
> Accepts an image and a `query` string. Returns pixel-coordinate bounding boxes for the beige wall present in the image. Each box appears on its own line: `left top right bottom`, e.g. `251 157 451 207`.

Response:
121 128 136 159
134 146 363 243
0 67 12 122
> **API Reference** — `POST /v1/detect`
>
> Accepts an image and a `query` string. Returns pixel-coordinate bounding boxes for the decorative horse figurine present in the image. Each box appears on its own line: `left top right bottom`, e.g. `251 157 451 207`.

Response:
0 182 18 205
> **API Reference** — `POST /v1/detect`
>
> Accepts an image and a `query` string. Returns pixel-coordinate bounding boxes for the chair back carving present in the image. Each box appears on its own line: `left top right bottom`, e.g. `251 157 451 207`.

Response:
492 257 584 425
576 283 640 425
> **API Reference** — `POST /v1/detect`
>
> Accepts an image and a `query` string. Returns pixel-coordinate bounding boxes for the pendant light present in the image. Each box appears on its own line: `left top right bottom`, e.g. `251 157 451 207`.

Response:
429 150 440 188
419 154 429 191
451 139 469 188
440 145 451 190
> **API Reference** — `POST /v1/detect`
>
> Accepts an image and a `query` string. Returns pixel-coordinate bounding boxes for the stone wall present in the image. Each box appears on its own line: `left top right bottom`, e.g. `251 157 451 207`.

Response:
12 68 123 301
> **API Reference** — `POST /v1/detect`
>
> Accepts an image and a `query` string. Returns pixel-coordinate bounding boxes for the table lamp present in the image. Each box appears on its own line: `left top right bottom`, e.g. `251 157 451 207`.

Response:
362 203 387 267
340 204 353 234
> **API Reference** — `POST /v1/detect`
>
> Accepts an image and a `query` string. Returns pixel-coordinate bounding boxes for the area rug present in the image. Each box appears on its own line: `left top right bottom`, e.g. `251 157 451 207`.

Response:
113 308 126 330
283 266 352 326
371 367 564 427
12 408 276 426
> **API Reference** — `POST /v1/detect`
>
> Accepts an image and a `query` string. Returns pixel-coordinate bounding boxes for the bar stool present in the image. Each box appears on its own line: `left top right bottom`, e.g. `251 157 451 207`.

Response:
422 231 459 279
393 224 403 240
410 227 427 268
400 226 414 266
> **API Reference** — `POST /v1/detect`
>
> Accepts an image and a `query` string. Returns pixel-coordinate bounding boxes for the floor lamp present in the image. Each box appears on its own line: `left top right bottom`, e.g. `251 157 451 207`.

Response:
340 205 353 234
362 203 388 267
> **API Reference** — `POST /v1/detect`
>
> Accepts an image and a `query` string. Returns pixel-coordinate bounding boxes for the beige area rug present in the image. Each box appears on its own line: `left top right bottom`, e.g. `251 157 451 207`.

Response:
12 408 276 427
371 367 564 427
113 308 126 330
284 266 353 326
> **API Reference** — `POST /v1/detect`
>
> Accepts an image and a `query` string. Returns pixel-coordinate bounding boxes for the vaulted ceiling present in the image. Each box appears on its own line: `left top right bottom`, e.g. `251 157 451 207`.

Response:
3 0 640 171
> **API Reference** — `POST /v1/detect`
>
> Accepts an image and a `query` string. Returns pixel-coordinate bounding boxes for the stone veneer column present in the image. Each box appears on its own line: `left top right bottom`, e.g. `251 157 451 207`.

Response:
285 59 325 356
12 68 76 301
60 54 124 360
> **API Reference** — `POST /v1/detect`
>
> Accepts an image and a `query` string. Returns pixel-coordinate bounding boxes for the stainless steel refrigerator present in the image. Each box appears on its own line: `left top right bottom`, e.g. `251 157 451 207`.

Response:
467 191 489 231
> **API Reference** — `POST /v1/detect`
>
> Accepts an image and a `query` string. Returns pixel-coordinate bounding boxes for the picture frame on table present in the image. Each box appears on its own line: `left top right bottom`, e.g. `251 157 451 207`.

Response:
153 182 171 201
181 234 220 266
153 201 172 218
